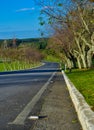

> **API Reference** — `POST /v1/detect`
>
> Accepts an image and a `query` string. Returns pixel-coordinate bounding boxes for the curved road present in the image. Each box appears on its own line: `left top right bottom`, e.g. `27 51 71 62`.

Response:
0 62 60 130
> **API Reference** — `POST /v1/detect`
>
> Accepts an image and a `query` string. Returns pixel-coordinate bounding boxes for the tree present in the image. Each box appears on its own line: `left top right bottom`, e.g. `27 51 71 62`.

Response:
34 0 94 69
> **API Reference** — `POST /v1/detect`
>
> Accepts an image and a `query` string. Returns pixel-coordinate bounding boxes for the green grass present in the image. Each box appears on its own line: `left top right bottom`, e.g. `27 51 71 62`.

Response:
0 61 41 72
66 69 94 107
44 55 60 62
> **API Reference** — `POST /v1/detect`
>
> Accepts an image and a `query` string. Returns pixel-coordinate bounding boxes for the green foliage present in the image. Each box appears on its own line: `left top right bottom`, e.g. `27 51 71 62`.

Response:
42 49 60 62
58 3 63 6
39 21 45 26
44 54 60 62
0 38 48 49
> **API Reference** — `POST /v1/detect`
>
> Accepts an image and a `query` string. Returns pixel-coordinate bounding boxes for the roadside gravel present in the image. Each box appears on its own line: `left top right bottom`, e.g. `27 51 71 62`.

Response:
32 72 82 130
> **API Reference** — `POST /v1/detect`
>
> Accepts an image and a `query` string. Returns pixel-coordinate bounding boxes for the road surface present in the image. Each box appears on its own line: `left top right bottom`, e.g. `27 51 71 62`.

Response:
0 62 59 130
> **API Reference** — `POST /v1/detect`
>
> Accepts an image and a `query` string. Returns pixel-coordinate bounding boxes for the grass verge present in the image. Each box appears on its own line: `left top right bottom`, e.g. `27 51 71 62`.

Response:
0 61 41 72
66 69 94 109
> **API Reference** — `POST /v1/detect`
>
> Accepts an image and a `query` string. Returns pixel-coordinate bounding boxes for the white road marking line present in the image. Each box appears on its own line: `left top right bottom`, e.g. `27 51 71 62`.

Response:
8 72 56 125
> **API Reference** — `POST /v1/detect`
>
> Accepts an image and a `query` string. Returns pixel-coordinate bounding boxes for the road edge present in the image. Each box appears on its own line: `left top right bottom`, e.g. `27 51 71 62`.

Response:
62 70 94 130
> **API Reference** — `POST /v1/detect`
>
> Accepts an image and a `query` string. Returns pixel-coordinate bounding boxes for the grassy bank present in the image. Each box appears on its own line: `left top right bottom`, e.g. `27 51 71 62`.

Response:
0 61 41 72
66 69 94 108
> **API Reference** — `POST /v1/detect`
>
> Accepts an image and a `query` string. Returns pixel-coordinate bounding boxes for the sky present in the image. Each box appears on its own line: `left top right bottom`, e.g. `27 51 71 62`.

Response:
0 0 47 39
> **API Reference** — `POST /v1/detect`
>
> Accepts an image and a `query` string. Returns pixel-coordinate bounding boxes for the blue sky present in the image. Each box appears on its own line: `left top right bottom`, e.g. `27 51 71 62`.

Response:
0 0 46 39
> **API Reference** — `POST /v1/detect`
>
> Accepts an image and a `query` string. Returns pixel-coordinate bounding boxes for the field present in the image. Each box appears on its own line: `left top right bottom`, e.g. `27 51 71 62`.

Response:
66 69 94 109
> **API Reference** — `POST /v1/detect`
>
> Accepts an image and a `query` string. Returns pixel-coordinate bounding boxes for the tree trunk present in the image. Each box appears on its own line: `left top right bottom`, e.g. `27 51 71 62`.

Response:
87 50 92 68
81 54 87 68
66 58 72 69
77 57 82 69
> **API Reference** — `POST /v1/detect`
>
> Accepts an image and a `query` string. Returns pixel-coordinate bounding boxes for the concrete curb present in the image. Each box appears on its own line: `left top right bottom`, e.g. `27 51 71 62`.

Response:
62 71 94 130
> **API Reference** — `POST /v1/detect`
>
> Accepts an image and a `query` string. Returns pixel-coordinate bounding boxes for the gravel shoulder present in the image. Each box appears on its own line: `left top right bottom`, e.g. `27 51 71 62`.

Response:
32 72 82 130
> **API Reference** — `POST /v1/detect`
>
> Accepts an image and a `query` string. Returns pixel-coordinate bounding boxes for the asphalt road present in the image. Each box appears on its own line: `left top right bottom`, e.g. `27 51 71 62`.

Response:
0 62 60 130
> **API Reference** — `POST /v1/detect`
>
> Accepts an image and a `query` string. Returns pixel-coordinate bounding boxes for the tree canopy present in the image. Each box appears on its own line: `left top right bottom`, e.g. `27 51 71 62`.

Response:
34 0 94 69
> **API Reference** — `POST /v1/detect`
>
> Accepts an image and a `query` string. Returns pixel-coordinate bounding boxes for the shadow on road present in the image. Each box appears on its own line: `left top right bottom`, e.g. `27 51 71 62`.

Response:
0 69 61 75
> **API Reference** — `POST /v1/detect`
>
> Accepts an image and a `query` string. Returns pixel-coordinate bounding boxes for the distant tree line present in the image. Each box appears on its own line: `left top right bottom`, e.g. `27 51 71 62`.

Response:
0 38 48 49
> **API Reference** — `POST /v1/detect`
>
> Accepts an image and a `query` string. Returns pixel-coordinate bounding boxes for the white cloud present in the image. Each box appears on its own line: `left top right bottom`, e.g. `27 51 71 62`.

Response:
16 8 35 12
42 6 54 10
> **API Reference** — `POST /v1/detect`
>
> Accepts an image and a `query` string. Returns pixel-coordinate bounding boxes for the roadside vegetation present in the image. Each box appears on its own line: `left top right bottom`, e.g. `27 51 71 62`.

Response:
0 61 41 72
0 37 60 72
66 69 94 110
0 39 44 71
